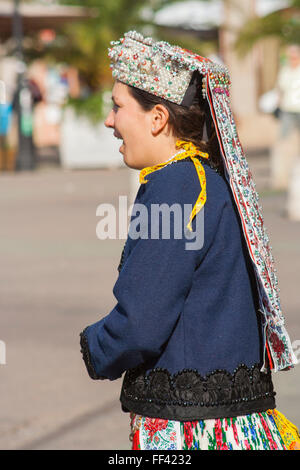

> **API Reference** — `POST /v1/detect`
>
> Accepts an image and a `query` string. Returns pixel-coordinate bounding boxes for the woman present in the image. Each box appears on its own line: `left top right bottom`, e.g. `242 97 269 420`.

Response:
80 31 300 450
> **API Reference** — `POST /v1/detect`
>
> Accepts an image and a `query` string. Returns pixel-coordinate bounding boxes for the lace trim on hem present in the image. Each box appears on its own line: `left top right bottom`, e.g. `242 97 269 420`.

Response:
121 363 276 409
79 328 107 380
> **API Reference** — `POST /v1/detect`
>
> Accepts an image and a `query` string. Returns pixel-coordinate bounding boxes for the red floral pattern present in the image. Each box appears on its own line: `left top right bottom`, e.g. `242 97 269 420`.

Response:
144 418 168 441
269 331 285 361
131 410 295 450
183 422 194 449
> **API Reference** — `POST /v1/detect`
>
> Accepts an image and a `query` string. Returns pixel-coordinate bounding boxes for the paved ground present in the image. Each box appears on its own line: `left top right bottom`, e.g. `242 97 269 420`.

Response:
0 152 299 450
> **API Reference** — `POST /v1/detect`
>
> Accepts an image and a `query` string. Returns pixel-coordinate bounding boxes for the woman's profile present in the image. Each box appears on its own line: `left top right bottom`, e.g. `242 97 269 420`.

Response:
80 31 299 451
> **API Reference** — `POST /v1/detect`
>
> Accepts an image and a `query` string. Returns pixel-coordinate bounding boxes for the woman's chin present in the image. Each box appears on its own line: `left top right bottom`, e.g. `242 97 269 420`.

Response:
122 154 141 170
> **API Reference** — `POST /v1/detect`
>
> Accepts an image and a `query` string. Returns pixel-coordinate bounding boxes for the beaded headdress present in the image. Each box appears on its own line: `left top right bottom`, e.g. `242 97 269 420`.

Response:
108 31 297 373
108 30 230 105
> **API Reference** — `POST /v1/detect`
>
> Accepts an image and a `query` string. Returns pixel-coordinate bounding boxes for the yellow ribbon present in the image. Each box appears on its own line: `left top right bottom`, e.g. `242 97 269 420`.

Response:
139 140 209 232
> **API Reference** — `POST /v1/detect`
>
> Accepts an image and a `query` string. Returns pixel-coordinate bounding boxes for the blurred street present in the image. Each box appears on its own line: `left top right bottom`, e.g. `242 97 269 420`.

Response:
0 151 299 450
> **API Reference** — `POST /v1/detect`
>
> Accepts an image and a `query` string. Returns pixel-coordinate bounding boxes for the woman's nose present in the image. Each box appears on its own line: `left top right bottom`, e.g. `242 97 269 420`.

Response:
104 109 114 128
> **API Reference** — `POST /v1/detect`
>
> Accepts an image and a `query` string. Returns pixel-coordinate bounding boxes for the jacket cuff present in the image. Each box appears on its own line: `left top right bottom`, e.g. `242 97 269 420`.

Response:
79 327 107 380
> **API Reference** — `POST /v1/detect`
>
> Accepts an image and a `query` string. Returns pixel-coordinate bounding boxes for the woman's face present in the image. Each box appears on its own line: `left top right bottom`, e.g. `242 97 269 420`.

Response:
105 81 153 170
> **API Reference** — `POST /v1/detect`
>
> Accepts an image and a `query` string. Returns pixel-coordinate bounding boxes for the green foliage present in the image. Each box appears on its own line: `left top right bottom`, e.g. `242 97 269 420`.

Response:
52 0 209 90
64 90 104 125
235 0 300 55
22 1 216 123
53 0 153 89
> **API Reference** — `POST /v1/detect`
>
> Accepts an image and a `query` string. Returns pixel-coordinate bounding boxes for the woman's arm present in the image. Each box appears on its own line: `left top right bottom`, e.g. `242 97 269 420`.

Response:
79 164 223 380
80 219 199 380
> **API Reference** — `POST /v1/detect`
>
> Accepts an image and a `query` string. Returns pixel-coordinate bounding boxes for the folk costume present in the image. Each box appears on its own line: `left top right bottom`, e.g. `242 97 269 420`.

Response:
80 31 299 450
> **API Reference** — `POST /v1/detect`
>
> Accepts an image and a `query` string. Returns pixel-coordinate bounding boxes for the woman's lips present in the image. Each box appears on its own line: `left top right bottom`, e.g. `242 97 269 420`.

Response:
114 131 122 140
114 131 124 153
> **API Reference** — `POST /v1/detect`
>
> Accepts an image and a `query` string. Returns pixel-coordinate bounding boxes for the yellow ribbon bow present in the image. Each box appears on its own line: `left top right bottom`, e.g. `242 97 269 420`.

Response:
139 140 209 231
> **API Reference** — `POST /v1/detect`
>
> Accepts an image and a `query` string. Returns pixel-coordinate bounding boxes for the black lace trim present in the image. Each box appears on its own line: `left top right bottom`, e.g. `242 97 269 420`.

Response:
120 363 276 420
79 328 106 380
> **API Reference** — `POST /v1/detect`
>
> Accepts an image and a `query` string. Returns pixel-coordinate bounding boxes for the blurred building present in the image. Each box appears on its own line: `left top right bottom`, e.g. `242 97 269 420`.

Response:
0 0 94 170
0 1 92 40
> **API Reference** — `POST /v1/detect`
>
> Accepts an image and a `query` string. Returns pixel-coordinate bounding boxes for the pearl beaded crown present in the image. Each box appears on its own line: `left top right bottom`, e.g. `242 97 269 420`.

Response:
108 30 231 105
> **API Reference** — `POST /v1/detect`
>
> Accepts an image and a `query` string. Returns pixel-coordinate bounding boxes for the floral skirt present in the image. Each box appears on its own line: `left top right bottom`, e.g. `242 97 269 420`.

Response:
129 410 300 450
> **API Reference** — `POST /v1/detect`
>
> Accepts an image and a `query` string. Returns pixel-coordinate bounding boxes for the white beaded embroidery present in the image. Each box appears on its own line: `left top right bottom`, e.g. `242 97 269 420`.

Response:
108 30 231 105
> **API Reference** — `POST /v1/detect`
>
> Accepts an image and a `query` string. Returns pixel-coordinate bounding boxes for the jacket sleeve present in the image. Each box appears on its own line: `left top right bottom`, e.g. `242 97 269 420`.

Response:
79 165 221 380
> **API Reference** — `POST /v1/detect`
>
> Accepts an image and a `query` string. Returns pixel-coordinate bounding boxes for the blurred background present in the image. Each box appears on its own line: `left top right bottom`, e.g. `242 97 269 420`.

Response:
0 0 299 450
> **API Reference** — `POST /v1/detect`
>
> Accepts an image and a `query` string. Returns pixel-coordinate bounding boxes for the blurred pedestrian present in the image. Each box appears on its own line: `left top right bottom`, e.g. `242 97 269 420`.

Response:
80 32 300 451
0 102 13 170
12 76 43 170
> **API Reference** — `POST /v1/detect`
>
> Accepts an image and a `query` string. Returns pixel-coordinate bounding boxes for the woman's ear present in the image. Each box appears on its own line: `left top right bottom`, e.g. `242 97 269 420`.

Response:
151 104 170 135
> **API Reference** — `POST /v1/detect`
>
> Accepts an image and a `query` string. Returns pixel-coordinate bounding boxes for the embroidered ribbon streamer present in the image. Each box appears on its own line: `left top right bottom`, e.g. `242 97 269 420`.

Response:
139 140 209 231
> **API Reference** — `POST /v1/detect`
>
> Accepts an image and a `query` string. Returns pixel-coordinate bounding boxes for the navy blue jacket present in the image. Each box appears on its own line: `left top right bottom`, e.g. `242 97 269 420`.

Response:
80 158 275 420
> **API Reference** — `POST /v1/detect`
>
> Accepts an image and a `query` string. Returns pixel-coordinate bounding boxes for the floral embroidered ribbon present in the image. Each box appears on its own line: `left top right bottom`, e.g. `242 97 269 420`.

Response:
206 82 298 372
139 140 209 231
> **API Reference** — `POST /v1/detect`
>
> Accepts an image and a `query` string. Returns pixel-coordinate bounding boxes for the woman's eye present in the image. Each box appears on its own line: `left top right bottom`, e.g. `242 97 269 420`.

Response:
113 104 119 112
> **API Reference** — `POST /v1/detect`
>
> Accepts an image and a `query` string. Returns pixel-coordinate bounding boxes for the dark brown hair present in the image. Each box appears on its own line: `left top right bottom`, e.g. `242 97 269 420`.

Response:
127 82 223 172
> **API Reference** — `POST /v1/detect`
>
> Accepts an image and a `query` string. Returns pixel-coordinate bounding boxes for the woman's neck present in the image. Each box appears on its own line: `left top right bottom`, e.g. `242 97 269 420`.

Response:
145 136 179 167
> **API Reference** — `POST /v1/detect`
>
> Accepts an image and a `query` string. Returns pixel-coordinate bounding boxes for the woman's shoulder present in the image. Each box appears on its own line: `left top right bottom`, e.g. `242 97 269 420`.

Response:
143 158 231 207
